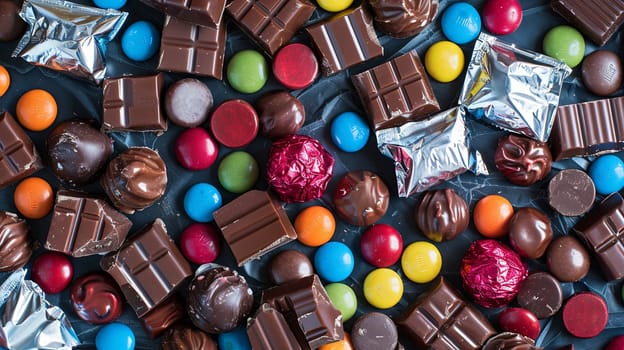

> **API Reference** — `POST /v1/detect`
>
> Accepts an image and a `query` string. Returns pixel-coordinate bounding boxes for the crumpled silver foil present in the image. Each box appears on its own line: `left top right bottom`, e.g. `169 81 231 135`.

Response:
12 0 128 84
376 106 488 196
0 269 80 350
458 33 571 142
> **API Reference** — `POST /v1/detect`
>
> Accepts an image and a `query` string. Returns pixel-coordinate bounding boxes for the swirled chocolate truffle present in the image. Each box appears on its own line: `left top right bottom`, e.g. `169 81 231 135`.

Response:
495 134 552 186
257 91 305 139
415 188 468 242
187 265 254 334
102 147 167 214
69 272 123 325
482 332 543 350
0 211 31 272
334 170 390 226
162 323 217 350
368 0 438 38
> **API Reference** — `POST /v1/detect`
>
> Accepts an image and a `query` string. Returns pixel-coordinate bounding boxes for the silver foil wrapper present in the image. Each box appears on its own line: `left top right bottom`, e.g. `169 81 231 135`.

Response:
0 269 80 350
376 106 488 196
458 33 571 142
12 0 128 84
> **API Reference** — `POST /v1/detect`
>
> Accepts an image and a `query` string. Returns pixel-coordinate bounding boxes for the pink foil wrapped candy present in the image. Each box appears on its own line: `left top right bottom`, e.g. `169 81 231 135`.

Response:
460 239 528 308
267 134 334 203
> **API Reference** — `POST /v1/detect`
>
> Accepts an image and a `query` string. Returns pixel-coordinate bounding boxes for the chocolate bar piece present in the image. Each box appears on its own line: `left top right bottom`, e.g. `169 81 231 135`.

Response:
247 304 304 350
100 219 192 317
140 296 186 338
395 277 496 350
573 192 624 281
551 0 624 46
351 50 440 130
227 0 315 56
261 274 343 348
305 5 383 76
102 73 167 132
45 191 132 257
0 112 43 189
213 190 297 266
549 96 624 160
157 16 226 80
140 0 225 28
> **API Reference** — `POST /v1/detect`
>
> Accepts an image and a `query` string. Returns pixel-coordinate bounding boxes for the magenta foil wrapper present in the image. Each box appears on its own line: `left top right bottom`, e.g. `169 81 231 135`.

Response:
267 134 335 203
460 239 528 308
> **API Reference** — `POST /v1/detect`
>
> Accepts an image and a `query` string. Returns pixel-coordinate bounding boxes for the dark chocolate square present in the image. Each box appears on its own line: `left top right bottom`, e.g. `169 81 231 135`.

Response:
0 112 43 189
139 0 226 28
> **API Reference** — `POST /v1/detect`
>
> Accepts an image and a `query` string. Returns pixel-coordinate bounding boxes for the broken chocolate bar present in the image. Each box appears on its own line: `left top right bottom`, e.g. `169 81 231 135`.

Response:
140 0 225 28
551 0 624 46
0 111 43 189
247 304 304 350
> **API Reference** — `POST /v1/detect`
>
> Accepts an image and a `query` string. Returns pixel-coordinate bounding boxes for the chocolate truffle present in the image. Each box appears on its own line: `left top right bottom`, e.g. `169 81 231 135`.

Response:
368 0 438 38
548 169 595 216
47 120 113 185
256 91 306 139
161 323 217 350
546 235 590 282
268 249 314 285
508 207 553 259
0 0 26 42
165 78 213 127
351 312 398 349
334 170 390 226
516 272 563 319
495 134 552 186
69 272 123 325
415 188 468 242
0 211 31 272
187 265 254 334
101 147 167 214
481 332 543 350
582 50 623 96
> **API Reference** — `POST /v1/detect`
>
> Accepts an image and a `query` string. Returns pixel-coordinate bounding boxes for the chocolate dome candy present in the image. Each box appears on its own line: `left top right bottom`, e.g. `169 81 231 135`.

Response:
334 170 390 226
494 134 552 186
187 265 253 334
481 332 542 350
508 207 553 259
102 147 167 214
268 249 314 285
0 211 31 272
257 91 305 139
581 50 623 96
415 188 469 242
161 323 217 350
69 272 123 325
368 0 438 38
546 235 590 282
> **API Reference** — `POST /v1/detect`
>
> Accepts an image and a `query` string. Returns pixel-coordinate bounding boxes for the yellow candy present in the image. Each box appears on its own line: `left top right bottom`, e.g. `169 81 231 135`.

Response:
316 0 352 12
401 241 442 283
425 41 464 83
363 268 403 309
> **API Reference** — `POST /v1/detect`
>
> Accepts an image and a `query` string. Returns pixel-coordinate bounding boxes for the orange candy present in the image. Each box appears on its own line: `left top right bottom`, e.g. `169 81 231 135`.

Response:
319 333 353 350
0 65 9 96
16 89 57 131
295 205 336 247
14 177 54 219
473 194 514 238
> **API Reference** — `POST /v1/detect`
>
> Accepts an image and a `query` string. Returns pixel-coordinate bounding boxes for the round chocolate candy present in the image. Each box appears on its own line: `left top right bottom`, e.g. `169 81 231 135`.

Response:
121 20 160 62
162 323 217 350
368 0 438 38
562 292 608 338
0 211 31 272
70 272 123 325
498 307 540 340
0 0 26 42
273 43 318 90
314 241 354 282
47 120 113 185
543 25 585 68
589 154 624 195
325 283 357 322
210 99 259 148
334 170 389 226
481 332 540 350
548 169 596 217
516 271 563 319
179 223 221 265
96 322 135 350
582 50 623 96
494 134 552 186
508 207 553 259
174 127 218 171
482 0 522 35
268 249 314 285
31 251 73 294
165 78 213 127
415 188 469 242
360 224 403 267
351 312 398 350
606 335 624 350
546 235 590 282
187 265 254 334
256 91 305 139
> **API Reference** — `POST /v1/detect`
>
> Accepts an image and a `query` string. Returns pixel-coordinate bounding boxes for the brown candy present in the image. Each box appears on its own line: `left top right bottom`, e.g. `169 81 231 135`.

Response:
268 250 314 285
508 207 553 259
256 91 305 139
494 134 552 186
0 0 26 42
581 50 623 96
546 235 590 282
333 170 390 226
548 169 595 217
351 312 398 349
69 272 123 325
516 272 563 319
415 188 469 242
368 0 438 38
140 296 186 338
481 332 542 350
0 211 31 272
161 323 217 350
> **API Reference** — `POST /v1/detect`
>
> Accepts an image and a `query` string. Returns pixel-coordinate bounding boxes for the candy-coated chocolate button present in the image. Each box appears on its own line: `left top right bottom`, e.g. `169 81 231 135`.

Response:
316 0 352 12
183 183 222 222
330 111 370 152
325 283 357 322
179 223 221 264
498 307 541 340
473 194 514 238
174 127 218 170
606 335 624 350
425 41 464 83
482 0 522 35
13 177 54 219
581 50 623 96
543 25 585 68
210 99 259 148
314 241 354 282
589 154 624 195
0 64 9 96
31 251 73 294
360 224 403 268
93 0 126 9
273 43 318 89
319 333 353 350
217 151 259 193
363 268 403 309
121 21 159 61
441 2 481 44
562 292 608 338
401 241 442 283
16 89 57 131
295 205 336 247
227 50 268 93
218 328 252 350
96 322 135 350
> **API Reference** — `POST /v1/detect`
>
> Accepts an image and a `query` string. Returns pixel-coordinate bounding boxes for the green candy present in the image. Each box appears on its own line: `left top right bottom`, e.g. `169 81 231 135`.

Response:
543 25 585 68
325 283 357 322
227 50 268 93
218 151 259 193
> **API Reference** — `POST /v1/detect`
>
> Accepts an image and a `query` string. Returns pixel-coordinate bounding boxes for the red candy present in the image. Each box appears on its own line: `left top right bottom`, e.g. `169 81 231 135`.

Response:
606 335 624 350
179 223 221 264
273 43 319 90
174 127 218 170
498 307 540 340
360 224 403 267
482 0 522 35
210 99 259 148
562 292 608 338
31 251 73 294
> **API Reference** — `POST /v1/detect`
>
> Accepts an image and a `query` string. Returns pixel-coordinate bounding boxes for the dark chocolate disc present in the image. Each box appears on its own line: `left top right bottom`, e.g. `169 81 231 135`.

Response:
548 169 595 216
351 312 398 349
516 272 563 319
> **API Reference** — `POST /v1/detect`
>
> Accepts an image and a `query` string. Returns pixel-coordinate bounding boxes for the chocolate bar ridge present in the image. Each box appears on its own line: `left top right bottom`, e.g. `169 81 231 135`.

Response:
247 304 304 350
0 112 43 189
140 0 226 28
551 0 624 46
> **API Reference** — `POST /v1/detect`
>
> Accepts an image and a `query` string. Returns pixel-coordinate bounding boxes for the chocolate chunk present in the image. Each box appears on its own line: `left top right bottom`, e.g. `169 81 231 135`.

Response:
100 219 192 317
213 190 297 266
247 304 304 350
368 0 437 38
481 332 542 350
69 272 123 325
140 296 186 338
187 265 254 334
495 134 552 186
140 0 225 28
395 277 496 350
0 211 31 272
551 0 624 46
581 50 623 96
0 0 26 42
415 188 468 242
101 147 167 215
226 0 315 56
333 170 389 226
164 78 213 128
257 91 306 139
102 73 167 132
351 312 398 349
546 235 590 282
508 207 553 259
158 16 226 80
268 249 314 285
0 112 43 190
548 169 595 216
516 272 563 319
162 323 217 350
306 5 383 76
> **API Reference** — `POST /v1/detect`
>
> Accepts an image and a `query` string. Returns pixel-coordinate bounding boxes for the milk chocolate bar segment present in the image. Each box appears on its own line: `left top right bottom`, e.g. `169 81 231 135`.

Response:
247 304 304 350
0 112 43 189
140 0 226 28
551 0 624 46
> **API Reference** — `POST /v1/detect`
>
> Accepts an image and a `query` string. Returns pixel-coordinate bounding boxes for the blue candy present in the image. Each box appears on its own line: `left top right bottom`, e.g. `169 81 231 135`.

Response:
184 183 222 222
93 0 126 9
121 21 160 61
218 327 252 350
330 111 370 152
314 241 355 282
441 2 481 44
95 323 135 350
589 154 624 195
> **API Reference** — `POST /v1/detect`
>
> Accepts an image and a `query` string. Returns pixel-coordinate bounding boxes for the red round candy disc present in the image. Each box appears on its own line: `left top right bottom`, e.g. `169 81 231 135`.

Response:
482 0 523 35
360 224 403 267
273 43 319 90
498 307 541 340
562 292 608 338
179 223 221 264
174 127 218 170
606 335 624 350
31 251 74 294
210 99 259 148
